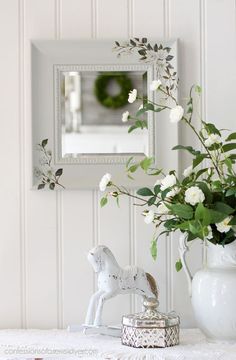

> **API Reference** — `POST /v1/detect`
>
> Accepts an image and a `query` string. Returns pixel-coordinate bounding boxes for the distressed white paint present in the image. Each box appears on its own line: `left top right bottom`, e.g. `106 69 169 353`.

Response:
0 0 235 329
85 245 157 326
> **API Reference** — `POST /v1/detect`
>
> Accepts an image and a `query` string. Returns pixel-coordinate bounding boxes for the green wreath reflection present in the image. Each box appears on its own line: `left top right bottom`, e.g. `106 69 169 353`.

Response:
94 73 132 109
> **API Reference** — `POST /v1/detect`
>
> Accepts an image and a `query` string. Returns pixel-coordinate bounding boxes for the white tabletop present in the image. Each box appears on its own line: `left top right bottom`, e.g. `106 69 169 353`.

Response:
0 329 235 360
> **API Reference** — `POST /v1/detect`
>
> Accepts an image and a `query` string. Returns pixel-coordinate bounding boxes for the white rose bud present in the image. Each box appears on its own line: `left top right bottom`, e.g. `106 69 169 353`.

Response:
166 186 180 198
160 174 177 191
150 79 162 91
170 105 184 123
122 111 130 123
99 173 112 192
216 216 232 233
144 210 155 224
128 89 137 103
206 226 213 240
183 165 194 177
204 133 221 147
157 202 169 215
184 186 205 206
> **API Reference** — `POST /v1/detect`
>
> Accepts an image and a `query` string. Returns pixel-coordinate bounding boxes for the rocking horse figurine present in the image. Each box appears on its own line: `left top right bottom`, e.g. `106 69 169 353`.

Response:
84 245 158 335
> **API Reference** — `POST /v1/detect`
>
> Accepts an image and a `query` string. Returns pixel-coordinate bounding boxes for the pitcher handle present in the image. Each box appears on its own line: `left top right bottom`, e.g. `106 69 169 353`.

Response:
178 233 193 297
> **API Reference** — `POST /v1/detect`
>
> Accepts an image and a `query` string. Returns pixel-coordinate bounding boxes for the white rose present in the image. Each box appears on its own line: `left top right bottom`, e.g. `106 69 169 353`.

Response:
160 174 177 191
99 173 112 192
157 202 169 215
216 216 232 233
150 79 162 91
184 186 205 206
138 104 143 110
169 105 184 123
166 186 180 198
128 89 137 103
144 210 155 224
183 165 194 177
204 133 221 147
122 111 129 123
206 225 213 239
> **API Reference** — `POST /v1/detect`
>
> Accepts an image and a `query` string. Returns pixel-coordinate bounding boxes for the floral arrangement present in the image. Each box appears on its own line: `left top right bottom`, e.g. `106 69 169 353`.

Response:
99 39 236 270
34 139 64 190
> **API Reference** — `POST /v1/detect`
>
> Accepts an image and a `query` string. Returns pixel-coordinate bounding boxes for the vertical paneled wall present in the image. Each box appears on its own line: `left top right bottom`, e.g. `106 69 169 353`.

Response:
0 0 235 329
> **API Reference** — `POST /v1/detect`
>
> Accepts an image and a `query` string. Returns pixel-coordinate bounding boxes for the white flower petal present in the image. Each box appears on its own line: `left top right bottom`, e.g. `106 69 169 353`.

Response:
122 111 129 123
99 173 112 192
204 133 221 148
183 165 194 177
216 216 232 233
184 186 205 206
144 210 155 224
128 89 137 103
157 202 169 215
206 226 213 240
150 79 162 91
170 105 184 123
160 174 177 191
166 186 180 198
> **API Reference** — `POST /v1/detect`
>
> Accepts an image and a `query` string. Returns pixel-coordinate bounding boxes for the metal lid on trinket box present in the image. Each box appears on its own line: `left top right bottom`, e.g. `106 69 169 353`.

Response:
122 298 180 348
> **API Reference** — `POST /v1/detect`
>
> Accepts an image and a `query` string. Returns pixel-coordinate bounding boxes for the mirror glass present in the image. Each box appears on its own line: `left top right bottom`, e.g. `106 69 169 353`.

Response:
60 70 148 157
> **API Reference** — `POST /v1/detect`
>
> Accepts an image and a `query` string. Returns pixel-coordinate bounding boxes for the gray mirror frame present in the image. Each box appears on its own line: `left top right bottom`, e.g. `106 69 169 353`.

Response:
31 39 178 189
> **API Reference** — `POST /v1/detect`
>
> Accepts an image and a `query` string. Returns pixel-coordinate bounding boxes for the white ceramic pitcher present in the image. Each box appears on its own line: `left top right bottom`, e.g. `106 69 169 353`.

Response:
179 233 236 342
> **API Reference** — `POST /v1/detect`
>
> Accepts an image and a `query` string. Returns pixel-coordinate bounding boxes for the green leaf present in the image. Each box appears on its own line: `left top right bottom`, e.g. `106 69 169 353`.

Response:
49 182 55 190
41 139 48 148
166 55 174 61
172 145 200 156
37 183 45 190
195 85 202 93
203 122 221 136
128 125 137 133
193 154 207 168
129 164 139 173
168 203 193 220
116 197 120 207
175 259 183 272
148 196 156 206
222 143 236 152
150 240 157 261
140 157 153 172
154 185 161 195
195 203 211 226
164 218 179 230
229 216 236 225
195 168 209 179
213 202 234 215
208 209 228 223
55 168 63 177
226 188 236 197
126 156 133 169
225 132 236 141
100 197 108 207
197 182 213 203
136 187 154 196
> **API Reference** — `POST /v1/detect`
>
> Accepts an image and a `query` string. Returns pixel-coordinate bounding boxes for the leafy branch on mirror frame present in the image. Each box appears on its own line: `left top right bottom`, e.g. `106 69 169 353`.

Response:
34 139 65 190
113 38 179 100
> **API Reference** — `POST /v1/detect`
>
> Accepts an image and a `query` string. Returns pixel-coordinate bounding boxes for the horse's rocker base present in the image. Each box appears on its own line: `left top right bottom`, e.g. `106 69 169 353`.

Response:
67 324 121 337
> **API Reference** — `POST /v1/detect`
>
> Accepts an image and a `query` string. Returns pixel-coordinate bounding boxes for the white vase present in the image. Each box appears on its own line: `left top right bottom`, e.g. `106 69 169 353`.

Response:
179 234 236 342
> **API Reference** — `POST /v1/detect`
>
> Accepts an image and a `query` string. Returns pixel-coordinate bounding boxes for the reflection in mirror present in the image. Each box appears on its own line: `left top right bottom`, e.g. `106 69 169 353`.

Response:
60 70 148 157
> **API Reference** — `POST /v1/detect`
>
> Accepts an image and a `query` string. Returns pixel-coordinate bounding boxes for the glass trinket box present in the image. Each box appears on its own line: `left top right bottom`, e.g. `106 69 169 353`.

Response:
122 297 180 348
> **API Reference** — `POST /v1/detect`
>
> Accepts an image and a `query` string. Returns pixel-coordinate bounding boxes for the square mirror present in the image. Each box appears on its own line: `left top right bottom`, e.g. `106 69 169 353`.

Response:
31 39 178 189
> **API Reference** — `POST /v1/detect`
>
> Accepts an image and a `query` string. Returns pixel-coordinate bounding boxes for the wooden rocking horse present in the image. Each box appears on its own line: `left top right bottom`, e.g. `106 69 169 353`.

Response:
84 245 158 333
